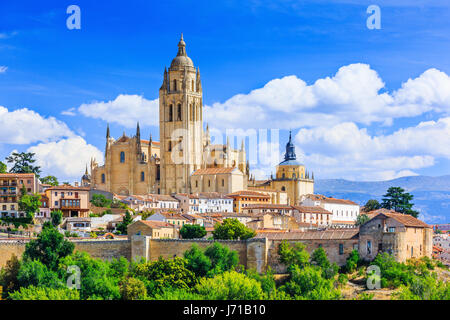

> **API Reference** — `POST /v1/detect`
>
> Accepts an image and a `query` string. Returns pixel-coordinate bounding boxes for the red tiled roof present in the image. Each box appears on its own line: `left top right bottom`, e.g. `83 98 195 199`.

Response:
47 185 90 191
227 190 270 198
138 220 174 228
292 206 333 214
304 194 358 206
255 229 360 240
244 204 292 210
375 212 431 228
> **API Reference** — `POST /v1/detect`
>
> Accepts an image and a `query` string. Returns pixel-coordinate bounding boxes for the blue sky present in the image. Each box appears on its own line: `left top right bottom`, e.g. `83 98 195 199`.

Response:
0 0 449 182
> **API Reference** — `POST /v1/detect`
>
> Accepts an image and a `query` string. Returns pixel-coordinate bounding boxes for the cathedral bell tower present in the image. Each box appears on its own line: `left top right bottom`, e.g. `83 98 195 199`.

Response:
159 34 204 194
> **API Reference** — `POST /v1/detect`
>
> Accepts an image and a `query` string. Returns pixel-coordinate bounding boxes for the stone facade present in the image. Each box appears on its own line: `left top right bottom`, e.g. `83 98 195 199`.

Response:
88 35 247 196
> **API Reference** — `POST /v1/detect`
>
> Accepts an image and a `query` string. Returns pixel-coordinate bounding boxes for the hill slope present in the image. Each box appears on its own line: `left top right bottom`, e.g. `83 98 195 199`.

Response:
315 175 450 224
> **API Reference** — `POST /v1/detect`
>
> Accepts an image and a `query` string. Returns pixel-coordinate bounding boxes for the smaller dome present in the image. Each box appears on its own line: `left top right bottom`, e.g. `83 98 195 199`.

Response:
82 174 91 181
170 55 194 68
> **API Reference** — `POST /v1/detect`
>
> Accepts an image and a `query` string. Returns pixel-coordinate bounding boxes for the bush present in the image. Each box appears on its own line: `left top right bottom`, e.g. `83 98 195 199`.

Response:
17 260 63 289
58 252 121 300
196 271 264 300
346 250 361 273
180 224 207 239
10 285 80 300
213 218 255 240
337 273 348 287
119 277 147 300
393 275 450 300
281 265 340 300
132 257 197 295
278 241 310 269
0 254 21 298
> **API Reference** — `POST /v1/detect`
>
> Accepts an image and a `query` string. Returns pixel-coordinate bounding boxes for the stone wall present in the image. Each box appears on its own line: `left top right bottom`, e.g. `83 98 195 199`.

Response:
0 239 131 268
266 238 358 274
131 236 268 273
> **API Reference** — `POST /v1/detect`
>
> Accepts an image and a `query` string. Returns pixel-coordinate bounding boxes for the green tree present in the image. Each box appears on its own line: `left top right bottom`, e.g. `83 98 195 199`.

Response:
381 187 419 217
9 285 80 300
119 277 148 300
345 249 360 273
282 265 340 300
0 161 6 173
310 247 338 279
355 214 370 226
17 260 63 289
59 252 121 300
180 224 207 239
116 211 133 235
51 210 63 227
0 254 21 298
23 225 74 271
196 271 265 300
18 193 41 220
363 199 381 212
6 152 41 178
278 241 310 269
132 257 197 295
184 244 212 278
40 176 59 186
213 218 256 240
90 194 112 208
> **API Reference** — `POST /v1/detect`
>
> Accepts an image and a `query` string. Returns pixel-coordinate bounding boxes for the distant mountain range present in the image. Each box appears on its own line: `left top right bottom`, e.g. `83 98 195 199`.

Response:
315 175 450 224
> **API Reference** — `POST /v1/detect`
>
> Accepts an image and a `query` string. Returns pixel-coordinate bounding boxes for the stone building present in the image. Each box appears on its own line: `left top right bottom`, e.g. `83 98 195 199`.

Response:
249 132 314 205
88 34 247 196
359 212 433 262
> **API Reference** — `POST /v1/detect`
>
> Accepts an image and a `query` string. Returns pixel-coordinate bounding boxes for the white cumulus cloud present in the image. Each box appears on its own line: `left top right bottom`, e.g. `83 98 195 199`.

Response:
205 64 450 130
27 136 104 180
78 94 159 128
0 106 74 144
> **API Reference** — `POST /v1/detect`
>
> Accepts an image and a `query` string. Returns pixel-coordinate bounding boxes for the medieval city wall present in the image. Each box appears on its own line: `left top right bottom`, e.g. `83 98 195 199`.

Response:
0 239 131 268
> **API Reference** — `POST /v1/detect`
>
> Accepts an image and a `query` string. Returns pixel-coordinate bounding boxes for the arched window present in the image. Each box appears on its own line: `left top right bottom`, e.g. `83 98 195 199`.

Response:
191 80 194 91
120 151 125 163
101 174 105 183
195 180 198 188
177 104 182 121
282 173 285 179
281 186 286 191
292 173 296 179
173 79 177 91
190 104 194 121
169 104 173 122
168 141 172 152
208 180 211 187
141 171 145 182
222 179 225 187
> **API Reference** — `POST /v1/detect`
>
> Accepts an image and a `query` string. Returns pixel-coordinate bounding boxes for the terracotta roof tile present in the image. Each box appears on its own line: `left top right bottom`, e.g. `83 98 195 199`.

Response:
292 206 333 214
192 167 240 175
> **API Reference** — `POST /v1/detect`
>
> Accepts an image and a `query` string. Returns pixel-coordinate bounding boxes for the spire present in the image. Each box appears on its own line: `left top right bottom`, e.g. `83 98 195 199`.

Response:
196 67 202 92
85 164 88 175
177 33 187 57
161 67 168 90
149 133 152 144
284 130 297 162
240 138 245 151
136 122 141 155
106 123 110 139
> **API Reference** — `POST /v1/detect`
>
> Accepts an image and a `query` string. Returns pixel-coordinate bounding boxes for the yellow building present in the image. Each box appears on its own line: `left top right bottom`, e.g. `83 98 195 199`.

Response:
250 132 314 205
88 34 248 195
227 190 271 213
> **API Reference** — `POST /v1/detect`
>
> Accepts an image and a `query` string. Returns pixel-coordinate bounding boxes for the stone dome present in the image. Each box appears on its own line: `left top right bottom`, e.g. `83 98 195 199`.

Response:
170 33 194 69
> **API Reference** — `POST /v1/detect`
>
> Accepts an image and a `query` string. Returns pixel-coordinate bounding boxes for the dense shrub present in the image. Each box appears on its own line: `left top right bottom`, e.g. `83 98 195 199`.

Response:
10 285 80 300
345 249 360 273
196 271 264 300
278 241 310 269
119 277 147 300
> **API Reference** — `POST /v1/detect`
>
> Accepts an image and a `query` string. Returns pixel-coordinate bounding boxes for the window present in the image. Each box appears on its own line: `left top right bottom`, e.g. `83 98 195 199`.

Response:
208 180 210 187
222 179 224 187
339 244 344 255
378 243 383 252
169 104 173 121
120 151 125 163
367 241 372 255
141 171 145 182
101 174 106 183
173 79 177 91
191 80 194 91
177 104 182 121
388 227 396 233
195 181 198 188
281 186 286 191
55 201 58 206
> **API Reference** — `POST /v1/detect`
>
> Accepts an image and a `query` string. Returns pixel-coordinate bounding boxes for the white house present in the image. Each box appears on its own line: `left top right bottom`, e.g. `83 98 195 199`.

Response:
174 192 233 214
300 194 359 227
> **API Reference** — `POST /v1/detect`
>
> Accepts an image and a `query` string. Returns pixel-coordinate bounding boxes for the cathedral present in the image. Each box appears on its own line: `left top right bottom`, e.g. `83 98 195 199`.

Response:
84 34 248 196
